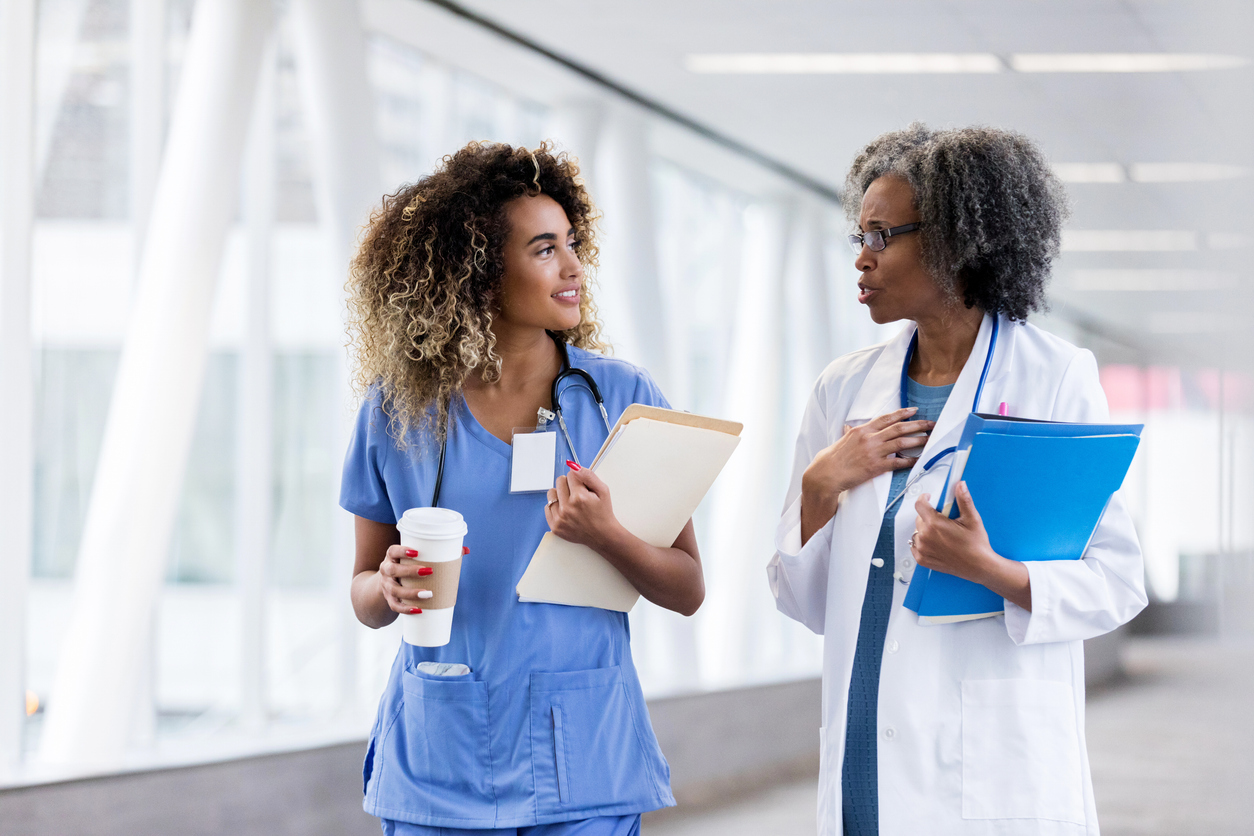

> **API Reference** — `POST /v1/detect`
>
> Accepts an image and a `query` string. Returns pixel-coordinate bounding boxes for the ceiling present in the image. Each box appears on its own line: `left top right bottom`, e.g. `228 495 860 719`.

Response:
388 0 1254 369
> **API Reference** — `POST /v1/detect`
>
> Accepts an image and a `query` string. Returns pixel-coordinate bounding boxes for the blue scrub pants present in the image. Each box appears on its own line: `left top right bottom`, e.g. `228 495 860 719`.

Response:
380 815 641 836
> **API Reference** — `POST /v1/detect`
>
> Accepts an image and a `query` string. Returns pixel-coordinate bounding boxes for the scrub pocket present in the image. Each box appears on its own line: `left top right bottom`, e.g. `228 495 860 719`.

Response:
961 679 1085 824
531 666 657 814
377 668 496 822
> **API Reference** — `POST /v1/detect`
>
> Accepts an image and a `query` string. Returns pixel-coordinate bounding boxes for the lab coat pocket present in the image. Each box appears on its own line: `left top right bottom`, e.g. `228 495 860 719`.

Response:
379 669 496 822
961 679 1085 824
531 666 656 814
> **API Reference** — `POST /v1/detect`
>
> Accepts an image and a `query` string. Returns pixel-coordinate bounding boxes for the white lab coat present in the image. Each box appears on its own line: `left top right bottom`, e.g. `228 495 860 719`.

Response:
768 314 1146 836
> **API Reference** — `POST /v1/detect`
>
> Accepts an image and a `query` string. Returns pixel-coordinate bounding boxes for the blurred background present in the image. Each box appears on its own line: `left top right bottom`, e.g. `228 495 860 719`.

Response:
1 1 1251 834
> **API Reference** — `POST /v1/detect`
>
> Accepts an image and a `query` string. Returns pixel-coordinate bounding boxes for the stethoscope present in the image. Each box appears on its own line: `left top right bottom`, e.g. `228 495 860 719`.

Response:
881 317 1000 518
430 334 612 507
874 318 999 582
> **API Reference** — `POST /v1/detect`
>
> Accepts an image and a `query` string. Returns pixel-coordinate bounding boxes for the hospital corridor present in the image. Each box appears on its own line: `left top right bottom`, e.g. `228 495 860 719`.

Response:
1 1 1252 835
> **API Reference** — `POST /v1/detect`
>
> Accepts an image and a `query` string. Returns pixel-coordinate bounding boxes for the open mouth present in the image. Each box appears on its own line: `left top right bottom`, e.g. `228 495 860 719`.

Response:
857 284 880 304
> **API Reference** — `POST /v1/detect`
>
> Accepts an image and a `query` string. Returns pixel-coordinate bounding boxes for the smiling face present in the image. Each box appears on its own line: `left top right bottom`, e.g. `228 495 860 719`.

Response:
854 175 949 324
496 194 585 334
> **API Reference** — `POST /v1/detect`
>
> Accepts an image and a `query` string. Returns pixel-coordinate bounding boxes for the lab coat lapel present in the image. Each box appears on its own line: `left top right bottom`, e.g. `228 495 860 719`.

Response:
846 324 915 424
846 323 916 515
912 312 1006 469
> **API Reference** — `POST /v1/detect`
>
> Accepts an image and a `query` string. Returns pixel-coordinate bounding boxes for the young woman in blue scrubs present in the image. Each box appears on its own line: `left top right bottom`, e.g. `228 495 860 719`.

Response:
340 142 703 835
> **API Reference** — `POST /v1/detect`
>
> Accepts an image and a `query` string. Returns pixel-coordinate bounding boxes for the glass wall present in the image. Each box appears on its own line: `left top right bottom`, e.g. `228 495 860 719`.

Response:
13 0 841 771
8 0 1248 777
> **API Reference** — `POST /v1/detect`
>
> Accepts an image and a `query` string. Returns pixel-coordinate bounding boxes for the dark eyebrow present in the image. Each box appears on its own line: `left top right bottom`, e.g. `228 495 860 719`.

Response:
526 228 578 246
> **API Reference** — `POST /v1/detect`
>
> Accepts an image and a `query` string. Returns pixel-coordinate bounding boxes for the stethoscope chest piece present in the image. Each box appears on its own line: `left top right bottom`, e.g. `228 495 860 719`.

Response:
429 335 611 507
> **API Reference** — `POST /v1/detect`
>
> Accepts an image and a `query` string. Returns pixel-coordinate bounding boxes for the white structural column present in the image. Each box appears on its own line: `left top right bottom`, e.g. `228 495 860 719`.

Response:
700 202 789 686
235 37 278 734
782 199 834 436
545 100 603 196
416 60 452 174
129 0 166 248
0 0 37 773
775 198 832 674
124 0 168 754
288 0 381 273
593 106 669 389
40 0 275 765
784 200 834 383
287 0 382 715
33 0 90 182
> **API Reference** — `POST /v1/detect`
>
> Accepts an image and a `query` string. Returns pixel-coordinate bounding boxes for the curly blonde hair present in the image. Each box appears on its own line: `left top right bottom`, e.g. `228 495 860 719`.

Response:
347 141 607 446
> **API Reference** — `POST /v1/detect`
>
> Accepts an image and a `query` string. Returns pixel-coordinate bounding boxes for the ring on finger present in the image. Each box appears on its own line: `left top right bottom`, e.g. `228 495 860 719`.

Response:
908 532 917 548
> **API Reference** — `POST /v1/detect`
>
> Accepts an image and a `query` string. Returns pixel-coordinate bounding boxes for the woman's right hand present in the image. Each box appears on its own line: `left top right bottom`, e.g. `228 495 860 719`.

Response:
378 545 433 614
799 407 934 544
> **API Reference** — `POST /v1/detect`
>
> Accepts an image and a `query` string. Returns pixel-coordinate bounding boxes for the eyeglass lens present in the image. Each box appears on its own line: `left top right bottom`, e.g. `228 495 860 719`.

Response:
847 230 887 254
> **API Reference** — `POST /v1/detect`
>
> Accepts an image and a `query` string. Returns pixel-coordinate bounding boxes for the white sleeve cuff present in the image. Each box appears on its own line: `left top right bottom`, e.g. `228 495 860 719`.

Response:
775 494 834 560
1004 560 1051 645
767 494 835 635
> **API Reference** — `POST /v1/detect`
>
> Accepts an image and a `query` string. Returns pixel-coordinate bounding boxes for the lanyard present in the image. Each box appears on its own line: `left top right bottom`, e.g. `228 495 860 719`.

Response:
885 317 1000 512
430 335 610 507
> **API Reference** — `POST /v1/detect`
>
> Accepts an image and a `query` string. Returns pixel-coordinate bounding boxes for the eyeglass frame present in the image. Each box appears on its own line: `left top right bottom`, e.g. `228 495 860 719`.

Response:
847 222 922 254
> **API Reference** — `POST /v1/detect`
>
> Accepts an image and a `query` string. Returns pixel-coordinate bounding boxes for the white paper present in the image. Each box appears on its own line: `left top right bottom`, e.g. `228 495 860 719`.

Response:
511 430 557 493
517 418 741 611
940 448 972 516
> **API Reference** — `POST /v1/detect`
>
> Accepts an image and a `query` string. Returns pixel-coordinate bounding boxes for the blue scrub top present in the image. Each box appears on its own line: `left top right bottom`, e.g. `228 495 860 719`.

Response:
340 346 677 829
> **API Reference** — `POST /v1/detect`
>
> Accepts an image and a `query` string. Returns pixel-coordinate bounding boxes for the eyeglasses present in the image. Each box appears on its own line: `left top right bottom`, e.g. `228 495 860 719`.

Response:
847 222 922 254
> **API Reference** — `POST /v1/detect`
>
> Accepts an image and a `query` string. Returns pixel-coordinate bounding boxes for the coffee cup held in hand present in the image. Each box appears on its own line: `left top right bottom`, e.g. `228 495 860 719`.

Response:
395 507 468 647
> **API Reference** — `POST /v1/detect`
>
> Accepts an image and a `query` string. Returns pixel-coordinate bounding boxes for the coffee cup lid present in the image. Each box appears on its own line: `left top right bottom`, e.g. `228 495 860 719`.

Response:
397 507 468 540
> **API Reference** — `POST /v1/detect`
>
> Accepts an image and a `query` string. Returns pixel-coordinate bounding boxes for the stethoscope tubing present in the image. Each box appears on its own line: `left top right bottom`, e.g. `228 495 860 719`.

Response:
884 317 999 515
430 335 610 507
551 340 612 467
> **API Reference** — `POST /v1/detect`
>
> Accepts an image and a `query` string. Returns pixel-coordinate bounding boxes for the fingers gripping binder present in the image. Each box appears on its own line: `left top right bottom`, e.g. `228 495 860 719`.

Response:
903 413 1143 624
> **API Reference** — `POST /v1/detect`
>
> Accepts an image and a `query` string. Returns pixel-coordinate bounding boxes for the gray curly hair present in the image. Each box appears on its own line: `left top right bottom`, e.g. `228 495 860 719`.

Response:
843 124 1069 321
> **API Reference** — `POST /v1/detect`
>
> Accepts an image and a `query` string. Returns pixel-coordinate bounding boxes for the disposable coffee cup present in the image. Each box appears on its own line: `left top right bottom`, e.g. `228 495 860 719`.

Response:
396 507 468 647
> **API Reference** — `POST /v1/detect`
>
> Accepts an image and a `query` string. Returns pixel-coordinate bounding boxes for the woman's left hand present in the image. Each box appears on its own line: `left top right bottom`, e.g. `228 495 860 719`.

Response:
545 466 623 551
912 482 1033 611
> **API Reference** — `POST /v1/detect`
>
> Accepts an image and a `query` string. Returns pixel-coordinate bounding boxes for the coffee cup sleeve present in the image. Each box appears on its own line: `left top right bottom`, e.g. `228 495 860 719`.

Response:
399 557 462 610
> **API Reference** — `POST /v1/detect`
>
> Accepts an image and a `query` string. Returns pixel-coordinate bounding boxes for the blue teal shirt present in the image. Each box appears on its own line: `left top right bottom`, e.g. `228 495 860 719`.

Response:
340 346 676 829
842 377 953 836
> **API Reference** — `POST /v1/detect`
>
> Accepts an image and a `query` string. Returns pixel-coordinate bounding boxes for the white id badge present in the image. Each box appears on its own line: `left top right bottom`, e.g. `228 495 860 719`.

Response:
510 429 557 493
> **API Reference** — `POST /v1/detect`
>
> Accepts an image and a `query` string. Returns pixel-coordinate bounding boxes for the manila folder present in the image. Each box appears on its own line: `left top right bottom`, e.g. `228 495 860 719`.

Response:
516 416 741 611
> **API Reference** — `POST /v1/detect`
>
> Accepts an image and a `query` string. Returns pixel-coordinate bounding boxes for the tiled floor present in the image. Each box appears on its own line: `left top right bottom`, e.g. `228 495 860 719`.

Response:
645 636 1254 836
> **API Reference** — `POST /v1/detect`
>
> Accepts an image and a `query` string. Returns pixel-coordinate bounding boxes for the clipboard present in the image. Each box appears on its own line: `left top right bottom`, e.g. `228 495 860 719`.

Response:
516 405 742 611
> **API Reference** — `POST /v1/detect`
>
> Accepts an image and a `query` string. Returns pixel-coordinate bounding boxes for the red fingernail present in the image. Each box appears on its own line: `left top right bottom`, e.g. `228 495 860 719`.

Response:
409 608 422 614
565 459 581 471
417 567 433 576
462 546 470 555
404 548 418 557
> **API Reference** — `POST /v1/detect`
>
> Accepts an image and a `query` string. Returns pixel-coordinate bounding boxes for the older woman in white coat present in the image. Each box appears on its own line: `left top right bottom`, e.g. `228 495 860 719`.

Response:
768 124 1146 836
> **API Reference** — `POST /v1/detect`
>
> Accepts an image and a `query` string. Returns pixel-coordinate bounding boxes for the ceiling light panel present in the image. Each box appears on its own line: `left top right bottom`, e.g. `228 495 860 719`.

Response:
686 53 1249 75
1052 163 1251 184
684 53 1003 74
1052 163 1127 183
1207 233 1251 250
1067 270 1239 291
1010 53 1249 73
1146 312 1242 334
1129 163 1252 182
1061 230 1198 252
